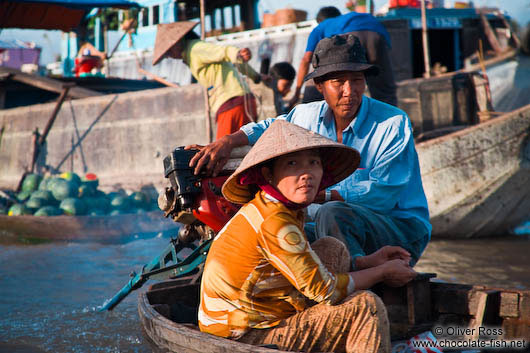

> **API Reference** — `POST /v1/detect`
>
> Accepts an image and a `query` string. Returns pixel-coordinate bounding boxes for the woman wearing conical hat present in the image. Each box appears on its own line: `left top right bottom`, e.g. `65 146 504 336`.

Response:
198 120 416 353
152 22 265 139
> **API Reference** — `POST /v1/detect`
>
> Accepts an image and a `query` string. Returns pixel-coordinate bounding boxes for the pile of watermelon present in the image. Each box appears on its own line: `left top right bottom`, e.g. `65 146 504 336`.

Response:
1 172 158 217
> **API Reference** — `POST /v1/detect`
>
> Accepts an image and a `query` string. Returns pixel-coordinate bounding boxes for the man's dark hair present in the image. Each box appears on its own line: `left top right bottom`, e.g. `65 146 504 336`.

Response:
316 6 341 23
270 62 296 81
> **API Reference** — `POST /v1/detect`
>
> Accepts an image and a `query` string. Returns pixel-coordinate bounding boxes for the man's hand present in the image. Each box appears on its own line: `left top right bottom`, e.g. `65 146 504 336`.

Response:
185 130 249 176
380 259 417 287
237 48 252 62
356 246 411 270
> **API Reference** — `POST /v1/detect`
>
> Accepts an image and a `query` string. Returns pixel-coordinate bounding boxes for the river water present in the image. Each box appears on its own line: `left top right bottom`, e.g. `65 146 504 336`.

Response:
1 234 529 353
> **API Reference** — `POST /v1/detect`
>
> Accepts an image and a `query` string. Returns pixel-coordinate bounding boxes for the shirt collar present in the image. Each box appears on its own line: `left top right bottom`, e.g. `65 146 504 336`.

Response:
321 95 369 135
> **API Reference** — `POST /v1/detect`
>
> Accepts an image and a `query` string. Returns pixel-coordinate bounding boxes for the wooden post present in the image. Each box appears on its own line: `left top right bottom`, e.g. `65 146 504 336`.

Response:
200 0 213 142
30 83 74 173
420 0 431 78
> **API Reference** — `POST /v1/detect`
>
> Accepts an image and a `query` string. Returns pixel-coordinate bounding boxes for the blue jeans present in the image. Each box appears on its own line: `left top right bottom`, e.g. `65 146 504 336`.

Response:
304 202 430 270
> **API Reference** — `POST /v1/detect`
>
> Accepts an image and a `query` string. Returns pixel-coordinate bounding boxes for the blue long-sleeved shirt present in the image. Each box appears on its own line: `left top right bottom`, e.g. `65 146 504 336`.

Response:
240 96 432 238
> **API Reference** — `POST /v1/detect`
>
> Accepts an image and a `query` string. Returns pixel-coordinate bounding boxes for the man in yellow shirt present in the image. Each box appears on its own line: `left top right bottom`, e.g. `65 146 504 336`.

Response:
152 21 263 139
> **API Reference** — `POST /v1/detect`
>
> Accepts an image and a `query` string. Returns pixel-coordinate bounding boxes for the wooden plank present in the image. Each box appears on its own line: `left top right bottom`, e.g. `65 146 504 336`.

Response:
480 13 503 54
0 66 102 99
499 292 519 318
467 291 491 340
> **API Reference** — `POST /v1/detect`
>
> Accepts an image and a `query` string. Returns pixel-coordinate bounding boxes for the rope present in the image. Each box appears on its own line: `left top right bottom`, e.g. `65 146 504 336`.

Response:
235 61 262 122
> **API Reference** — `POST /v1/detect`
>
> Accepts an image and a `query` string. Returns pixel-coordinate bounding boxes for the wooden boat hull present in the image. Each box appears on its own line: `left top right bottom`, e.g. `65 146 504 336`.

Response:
0 210 180 243
138 279 288 353
418 104 530 238
138 276 530 353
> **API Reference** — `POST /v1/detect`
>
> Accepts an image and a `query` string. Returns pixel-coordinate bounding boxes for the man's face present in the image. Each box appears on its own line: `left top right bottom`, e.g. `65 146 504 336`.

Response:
315 71 366 122
276 79 293 97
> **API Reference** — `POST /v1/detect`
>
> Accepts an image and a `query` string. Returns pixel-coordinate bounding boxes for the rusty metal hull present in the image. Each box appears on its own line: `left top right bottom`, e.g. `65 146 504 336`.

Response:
0 210 179 243
418 104 530 238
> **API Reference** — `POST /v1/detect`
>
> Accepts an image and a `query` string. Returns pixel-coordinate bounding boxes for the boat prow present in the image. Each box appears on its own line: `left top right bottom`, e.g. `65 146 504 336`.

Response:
418 103 530 238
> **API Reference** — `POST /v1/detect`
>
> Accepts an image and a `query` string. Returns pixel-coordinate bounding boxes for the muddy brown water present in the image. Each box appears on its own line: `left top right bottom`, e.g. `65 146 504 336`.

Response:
1 235 529 352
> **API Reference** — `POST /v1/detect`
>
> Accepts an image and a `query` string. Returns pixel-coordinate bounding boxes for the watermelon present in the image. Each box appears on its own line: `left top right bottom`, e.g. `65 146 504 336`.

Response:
94 190 106 198
84 196 109 214
8 203 31 216
31 190 56 204
46 177 61 192
109 209 124 216
26 197 48 211
60 172 82 186
21 173 42 193
16 190 32 202
59 197 87 216
38 177 50 191
129 191 149 208
88 208 107 216
78 184 96 198
34 206 63 216
82 173 99 189
50 178 78 201
109 195 131 211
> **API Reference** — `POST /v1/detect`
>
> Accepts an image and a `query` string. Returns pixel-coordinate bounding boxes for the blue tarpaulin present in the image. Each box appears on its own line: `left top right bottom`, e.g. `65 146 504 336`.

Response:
0 0 139 31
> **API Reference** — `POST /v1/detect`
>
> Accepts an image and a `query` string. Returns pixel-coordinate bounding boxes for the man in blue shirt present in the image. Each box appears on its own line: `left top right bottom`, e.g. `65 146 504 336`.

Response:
289 6 397 108
187 34 431 270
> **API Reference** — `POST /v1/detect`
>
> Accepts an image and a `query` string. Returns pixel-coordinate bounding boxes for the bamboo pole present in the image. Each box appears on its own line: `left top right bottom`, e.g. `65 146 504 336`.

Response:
420 0 431 78
200 0 213 143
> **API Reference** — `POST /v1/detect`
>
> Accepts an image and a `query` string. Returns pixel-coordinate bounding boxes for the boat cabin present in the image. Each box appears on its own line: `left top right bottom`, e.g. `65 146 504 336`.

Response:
380 7 513 81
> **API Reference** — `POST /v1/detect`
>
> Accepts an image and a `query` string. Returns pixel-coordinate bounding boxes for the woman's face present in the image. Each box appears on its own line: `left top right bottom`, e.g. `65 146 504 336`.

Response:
263 150 323 204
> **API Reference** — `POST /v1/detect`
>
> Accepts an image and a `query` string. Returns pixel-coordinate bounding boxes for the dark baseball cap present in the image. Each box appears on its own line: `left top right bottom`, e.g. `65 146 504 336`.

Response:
304 34 379 81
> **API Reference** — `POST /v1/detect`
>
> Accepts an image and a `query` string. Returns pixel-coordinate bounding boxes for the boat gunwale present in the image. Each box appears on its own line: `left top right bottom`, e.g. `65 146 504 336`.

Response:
138 290 290 353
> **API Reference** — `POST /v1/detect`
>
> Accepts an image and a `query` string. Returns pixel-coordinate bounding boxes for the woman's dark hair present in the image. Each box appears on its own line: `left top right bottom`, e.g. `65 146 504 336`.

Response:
270 62 296 81
316 6 341 23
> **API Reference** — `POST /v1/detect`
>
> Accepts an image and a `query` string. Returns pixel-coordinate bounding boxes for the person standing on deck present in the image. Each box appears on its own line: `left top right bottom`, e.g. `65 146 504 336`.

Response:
288 6 397 108
152 22 264 139
187 34 432 272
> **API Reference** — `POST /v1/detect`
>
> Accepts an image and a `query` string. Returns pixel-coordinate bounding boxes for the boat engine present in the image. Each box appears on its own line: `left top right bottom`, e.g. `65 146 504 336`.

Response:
158 147 240 244
101 147 241 311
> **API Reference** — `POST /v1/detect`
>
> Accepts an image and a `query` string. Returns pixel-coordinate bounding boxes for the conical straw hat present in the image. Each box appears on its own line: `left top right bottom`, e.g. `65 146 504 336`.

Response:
222 120 360 204
152 21 198 65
